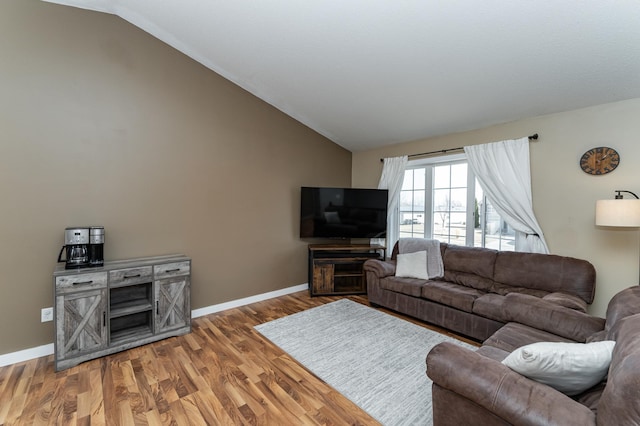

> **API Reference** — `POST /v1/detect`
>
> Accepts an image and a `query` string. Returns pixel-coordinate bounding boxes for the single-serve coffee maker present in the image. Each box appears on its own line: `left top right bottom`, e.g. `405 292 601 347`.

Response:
57 227 90 269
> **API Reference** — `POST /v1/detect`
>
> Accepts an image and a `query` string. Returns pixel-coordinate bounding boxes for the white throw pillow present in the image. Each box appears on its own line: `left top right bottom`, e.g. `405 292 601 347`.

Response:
502 340 616 396
395 250 429 280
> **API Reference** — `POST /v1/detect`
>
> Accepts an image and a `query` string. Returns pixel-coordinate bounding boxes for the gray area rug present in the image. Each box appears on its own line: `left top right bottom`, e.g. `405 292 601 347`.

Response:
254 299 475 426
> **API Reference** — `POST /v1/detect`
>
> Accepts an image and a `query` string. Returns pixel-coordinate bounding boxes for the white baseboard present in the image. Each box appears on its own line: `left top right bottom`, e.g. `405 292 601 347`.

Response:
191 283 309 318
0 283 309 367
0 343 55 368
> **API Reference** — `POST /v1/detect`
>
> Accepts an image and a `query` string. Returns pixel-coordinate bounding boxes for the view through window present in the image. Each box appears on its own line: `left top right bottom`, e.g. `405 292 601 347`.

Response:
399 159 515 251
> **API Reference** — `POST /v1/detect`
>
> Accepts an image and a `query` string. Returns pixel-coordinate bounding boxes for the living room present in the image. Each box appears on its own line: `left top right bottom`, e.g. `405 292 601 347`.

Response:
2 0 640 424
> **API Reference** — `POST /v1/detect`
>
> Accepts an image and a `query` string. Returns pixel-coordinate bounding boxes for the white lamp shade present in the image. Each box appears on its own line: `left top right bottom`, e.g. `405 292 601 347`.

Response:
595 199 640 227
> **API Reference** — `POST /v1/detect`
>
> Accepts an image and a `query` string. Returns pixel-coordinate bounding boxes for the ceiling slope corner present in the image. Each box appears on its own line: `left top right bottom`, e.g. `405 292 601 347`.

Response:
41 0 117 14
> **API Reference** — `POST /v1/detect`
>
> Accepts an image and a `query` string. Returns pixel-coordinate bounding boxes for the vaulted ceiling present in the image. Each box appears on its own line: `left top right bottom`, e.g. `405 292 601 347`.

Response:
43 0 640 151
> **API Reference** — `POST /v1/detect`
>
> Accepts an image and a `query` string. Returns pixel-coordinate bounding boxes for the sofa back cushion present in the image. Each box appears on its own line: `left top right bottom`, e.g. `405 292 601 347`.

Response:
603 286 640 333
442 245 498 292
589 287 640 343
391 241 596 303
493 251 596 303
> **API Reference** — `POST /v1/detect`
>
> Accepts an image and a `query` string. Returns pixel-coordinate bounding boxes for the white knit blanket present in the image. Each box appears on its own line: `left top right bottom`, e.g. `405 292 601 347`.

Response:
398 238 444 279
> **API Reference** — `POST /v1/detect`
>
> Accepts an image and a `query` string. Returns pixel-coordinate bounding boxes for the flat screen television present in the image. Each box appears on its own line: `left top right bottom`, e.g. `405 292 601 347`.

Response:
300 187 388 239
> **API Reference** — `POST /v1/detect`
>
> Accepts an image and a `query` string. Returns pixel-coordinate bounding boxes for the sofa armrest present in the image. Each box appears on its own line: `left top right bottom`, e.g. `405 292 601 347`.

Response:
504 293 605 342
427 342 596 426
363 258 396 278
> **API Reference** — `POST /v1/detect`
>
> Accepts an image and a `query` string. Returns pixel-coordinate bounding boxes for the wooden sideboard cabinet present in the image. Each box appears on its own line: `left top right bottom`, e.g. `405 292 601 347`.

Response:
54 254 191 371
308 244 385 296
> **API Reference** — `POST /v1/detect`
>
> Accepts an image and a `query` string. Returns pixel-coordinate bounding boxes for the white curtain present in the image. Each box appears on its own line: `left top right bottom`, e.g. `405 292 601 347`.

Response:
377 155 408 252
464 138 549 254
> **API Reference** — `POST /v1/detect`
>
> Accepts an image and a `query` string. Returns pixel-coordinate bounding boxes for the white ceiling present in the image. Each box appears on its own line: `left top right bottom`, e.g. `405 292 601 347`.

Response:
44 0 640 152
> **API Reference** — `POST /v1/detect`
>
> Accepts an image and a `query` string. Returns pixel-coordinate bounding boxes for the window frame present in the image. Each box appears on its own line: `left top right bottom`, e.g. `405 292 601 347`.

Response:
398 154 514 250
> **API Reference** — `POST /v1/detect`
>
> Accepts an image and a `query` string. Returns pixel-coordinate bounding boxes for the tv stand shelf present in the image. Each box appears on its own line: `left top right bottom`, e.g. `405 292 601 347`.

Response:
308 244 385 297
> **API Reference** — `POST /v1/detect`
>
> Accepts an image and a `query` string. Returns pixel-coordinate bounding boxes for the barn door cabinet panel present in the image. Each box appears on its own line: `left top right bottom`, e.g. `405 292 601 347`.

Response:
155 277 190 333
55 284 107 362
154 261 191 333
54 255 191 371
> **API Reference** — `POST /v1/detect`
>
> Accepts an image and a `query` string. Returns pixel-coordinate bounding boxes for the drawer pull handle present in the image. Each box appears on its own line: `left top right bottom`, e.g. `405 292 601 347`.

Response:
73 280 93 285
124 274 141 279
165 268 180 273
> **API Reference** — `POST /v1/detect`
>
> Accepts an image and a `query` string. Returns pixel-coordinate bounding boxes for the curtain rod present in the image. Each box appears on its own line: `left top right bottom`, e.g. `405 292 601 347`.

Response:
380 133 539 162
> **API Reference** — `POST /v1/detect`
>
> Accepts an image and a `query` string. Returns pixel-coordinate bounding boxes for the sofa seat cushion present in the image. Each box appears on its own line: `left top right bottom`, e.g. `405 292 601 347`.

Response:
573 382 605 415
472 293 508 322
379 276 426 297
493 285 549 298
484 322 575 353
421 281 484 312
476 344 510 362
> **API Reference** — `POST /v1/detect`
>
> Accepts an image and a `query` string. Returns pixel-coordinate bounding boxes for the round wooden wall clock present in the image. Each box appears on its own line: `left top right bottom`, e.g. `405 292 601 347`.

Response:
579 147 620 175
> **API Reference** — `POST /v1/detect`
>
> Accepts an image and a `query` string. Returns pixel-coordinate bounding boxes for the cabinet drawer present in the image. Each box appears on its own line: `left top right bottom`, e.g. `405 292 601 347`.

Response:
109 266 153 287
154 261 190 280
56 272 108 293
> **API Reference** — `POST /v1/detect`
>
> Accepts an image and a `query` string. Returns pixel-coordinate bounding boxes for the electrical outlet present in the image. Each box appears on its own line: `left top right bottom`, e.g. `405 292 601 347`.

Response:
41 307 53 323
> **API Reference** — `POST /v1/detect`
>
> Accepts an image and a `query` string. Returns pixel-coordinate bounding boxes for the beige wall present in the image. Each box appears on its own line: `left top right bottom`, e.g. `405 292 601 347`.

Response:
0 0 351 354
3 1 638 356
353 98 640 317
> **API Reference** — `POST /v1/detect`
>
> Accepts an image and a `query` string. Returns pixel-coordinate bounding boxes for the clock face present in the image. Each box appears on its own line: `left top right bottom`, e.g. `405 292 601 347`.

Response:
580 147 620 175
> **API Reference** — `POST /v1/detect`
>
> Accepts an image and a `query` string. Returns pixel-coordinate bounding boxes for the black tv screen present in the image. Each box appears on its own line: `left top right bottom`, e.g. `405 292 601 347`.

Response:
300 187 388 239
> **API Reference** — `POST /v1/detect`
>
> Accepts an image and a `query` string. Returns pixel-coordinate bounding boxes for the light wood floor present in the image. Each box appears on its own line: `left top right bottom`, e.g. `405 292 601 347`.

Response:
0 291 476 425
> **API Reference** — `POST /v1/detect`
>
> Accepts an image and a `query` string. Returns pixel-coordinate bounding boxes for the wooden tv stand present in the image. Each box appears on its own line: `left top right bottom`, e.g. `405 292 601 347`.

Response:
308 244 386 297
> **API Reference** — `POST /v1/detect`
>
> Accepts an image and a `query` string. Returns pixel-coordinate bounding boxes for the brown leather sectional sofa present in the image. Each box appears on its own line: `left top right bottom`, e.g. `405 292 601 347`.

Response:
427 285 640 425
363 242 596 341
364 241 640 424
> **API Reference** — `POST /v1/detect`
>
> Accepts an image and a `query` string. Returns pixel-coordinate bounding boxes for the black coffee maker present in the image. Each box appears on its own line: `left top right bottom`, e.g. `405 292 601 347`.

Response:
57 227 90 269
